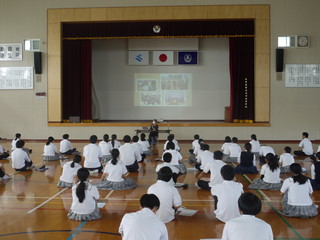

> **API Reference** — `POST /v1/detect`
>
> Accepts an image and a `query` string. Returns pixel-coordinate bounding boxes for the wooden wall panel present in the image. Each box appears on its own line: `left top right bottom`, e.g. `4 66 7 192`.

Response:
48 9 60 24
106 7 124 21
48 88 62 122
139 7 158 20
255 19 270 54
122 7 141 20
90 8 107 21
48 56 61 89
60 9 74 22
156 7 174 19
173 6 191 19
189 6 208 19
255 87 270 122
74 8 91 21
206 6 226 19
255 53 270 88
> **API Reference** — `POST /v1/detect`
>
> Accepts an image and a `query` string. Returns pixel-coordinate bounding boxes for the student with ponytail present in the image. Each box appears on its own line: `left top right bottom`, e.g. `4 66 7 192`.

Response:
235 143 258 174
57 155 82 188
109 134 121 150
43 136 60 161
99 134 112 163
68 168 101 221
280 163 318 218
96 149 136 190
249 134 260 158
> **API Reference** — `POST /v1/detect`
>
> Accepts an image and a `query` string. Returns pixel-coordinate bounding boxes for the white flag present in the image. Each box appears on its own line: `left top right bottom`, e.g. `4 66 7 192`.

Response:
153 51 174 65
128 51 149 65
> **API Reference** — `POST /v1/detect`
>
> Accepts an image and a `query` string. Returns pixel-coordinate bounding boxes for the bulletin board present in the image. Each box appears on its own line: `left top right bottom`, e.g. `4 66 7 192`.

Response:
285 64 320 87
0 67 33 89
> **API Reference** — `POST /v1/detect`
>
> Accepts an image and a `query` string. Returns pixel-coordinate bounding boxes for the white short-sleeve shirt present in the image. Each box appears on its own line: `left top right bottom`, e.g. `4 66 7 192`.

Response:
279 153 295 166
138 140 150 151
147 180 182 223
197 150 214 170
60 139 73 153
70 182 99 214
11 139 19 151
249 140 260 153
221 142 231 154
119 208 168 240
83 143 103 168
280 177 313 206
132 142 142 161
59 161 82 183
222 215 273 240
259 146 275 157
99 141 112 156
109 140 121 149
119 143 139 166
103 160 127 182
11 148 31 169
225 143 242 157
260 164 281 183
211 181 243 222
192 139 200 150
156 162 179 174
164 140 180 151
299 138 313 155
43 143 57 156
162 150 182 165
203 159 226 187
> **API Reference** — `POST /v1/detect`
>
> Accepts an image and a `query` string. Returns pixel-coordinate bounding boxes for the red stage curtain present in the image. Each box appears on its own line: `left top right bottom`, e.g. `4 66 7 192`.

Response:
62 40 92 122
229 37 254 123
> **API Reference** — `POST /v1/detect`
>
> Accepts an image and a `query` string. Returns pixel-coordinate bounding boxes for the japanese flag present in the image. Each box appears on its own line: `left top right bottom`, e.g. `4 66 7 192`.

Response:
152 51 174 65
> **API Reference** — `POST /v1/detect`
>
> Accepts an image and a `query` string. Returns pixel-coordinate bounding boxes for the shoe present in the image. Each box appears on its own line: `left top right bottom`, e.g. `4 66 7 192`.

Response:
73 151 81 155
27 165 35 170
2 175 11 180
89 169 99 174
195 182 201 189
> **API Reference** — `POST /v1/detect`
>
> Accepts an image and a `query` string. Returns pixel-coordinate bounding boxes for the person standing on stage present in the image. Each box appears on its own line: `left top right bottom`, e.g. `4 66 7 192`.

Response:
149 119 159 146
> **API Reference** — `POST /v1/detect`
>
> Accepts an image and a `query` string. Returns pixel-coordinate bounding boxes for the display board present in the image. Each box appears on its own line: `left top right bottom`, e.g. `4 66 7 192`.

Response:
285 64 320 87
0 67 33 89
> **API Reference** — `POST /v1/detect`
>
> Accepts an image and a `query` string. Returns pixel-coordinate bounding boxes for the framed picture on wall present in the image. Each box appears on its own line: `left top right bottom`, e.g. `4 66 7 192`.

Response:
0 43 22 61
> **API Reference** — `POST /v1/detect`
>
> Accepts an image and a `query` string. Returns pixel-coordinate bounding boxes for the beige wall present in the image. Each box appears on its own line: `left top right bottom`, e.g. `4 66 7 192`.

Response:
0 0 319 141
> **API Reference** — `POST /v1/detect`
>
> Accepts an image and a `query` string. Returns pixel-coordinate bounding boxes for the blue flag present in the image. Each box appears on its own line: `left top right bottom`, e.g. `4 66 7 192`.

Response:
178 51 198 65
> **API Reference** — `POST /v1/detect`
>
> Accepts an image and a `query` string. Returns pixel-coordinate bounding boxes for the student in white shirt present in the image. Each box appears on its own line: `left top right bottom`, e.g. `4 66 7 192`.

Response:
83 135 103 173
11 133 31 154
189 134 200 162
0 137 9 160
221 136 232 156
164 134 180 152
197 150 226 190
162 141 186 174
249 153 283 190
119 135 139 172
43 136 60 161
11 140 33 171
279 146 295 173
119 194 168 240
147 167 182 223
280 163 318 218
96 149 136 190
224 137 241 163
259 145 276 164
310 152 320 190
60 134 78 155
294 132 313 156
249 134 260 158
139 133 152 155
68 168 101 221
109 134 121 150
57 154 82 188
211 165 243 222
132 135 144 162
156 152 180 184
195 144 213 171
221 192 273 240
99 134 112 163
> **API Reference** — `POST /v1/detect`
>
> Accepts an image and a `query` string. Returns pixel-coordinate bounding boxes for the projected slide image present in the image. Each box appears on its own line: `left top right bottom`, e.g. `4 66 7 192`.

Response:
164 91 186 106
161 74 191 90
141 92 161 106
137 79 157 91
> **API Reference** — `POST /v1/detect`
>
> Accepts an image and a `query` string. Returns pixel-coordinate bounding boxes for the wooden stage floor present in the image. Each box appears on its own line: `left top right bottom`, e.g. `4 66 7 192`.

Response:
0 140 319 240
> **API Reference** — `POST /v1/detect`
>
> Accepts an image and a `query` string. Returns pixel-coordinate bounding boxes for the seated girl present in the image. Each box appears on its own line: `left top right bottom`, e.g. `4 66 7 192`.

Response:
43 137 61 161
235 143 258 174
57 155 82 188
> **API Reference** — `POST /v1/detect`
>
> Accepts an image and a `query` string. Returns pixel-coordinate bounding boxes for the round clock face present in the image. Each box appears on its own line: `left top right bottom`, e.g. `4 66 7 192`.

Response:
298 36 308 47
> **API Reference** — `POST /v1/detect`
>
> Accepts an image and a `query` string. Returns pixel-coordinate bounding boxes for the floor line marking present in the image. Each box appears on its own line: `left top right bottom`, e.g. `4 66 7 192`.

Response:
27 188 68 213
67 221 87 240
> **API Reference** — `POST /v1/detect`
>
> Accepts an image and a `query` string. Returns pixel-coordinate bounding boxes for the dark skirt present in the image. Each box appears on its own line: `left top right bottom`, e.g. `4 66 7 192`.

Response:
95 178 136 190
235 165 258 174
248 178 283 190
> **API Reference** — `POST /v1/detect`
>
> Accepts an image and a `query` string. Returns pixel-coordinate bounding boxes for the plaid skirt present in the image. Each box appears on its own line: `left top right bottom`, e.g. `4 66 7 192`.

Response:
43 154 60 161
95 178 136 190
174 163 187 174
280 165 291 173
68 205 102 221
248 178 283 190
224 156 238 163
57 180 73 188
101 155 112 163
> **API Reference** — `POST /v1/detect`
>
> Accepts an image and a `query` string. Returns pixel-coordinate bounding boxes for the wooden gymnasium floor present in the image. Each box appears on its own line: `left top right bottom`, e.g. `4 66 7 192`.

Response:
0 140 319 240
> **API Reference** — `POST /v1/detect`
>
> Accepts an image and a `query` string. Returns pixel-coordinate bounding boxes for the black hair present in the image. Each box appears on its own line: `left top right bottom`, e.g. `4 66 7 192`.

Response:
238 192 262 215
123 135 131 143
167 134 174 142
157 166 173 182
244 142 252 152
140 194 160 210
71 154 82 168
266 153 279 172
251 134 257 141
46 136 54 145
302 132 309 138
316 152 320 160
224 136 231 143
76 168 90 203
103 134 109 142
90 135 97 144
284 146 291 153
163 152 172 163
132 135 139 142
220 165 235 181
232 137 238 143
202 144 209 151
63 134 69 139
290 163 307 184
194 134 200 140
198 138 204 144
140 133 146 141
166 141 175 150
111 149 120 165
16 140 25 148
15 133 21 140
214 150 223 160
111 134 117 148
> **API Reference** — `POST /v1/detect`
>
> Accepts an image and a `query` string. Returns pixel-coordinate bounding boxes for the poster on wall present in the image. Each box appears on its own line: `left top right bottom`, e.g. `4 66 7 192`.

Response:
0 43 22 61
285 64 320 87
0 67 33 89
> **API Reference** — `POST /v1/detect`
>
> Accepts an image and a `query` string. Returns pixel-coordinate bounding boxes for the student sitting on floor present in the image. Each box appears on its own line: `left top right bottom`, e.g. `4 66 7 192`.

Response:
310 152 320 190
60 134 78 155
162 141 186 174
57 154 82 188
96 149 136 190
235 142 258 174
147 167 182 223
68 168 102 221
280 163 318 218
0 137 9 160
0 163 11 180
259 145 276 164
196 150 226 191
99 134 112 163
119 135 139 172
119 194 168 240
294 132 313 156
83 135 103 173
109 134 121 150
249 153 283 190
224 137 241 163
11 140 33 171
211 165 243 223
156 152 179 185
221 192 273 240
164 134 180 152
12 133 31 154
132 135 144 162
138 133 152 155
279 146 295 173
249 134 260 158
221 136 232 157
189 134 200 162
43 136 61 161
195 144 213 171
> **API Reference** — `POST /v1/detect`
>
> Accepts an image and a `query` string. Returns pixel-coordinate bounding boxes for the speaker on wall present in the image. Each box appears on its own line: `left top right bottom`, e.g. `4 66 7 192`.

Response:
276 48 284 72
34 52 42 74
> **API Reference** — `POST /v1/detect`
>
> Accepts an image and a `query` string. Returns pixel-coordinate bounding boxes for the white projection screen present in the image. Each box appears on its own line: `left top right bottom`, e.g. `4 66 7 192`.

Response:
92 38 230 121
